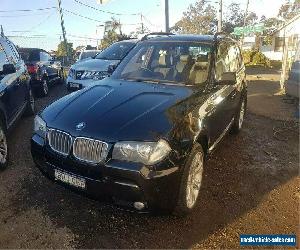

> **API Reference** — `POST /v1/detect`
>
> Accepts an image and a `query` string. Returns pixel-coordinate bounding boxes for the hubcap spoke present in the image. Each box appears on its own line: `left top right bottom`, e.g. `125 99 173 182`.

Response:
186 152 203 208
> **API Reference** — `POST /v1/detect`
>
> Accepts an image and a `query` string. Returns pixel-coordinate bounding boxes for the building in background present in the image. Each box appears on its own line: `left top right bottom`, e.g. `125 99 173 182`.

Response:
260 14 300 61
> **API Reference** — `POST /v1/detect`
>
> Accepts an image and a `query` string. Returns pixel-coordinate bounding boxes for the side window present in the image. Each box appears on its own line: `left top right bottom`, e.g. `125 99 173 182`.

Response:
7 41 20 62
227 44 239 72
215 42 229 81
0 42 8 72
40 52 47 62
1 39 18 65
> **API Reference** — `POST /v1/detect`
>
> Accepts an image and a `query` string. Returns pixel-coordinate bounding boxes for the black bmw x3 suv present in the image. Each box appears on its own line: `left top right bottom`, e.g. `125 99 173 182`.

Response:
31 33 247 215
0 35 35 169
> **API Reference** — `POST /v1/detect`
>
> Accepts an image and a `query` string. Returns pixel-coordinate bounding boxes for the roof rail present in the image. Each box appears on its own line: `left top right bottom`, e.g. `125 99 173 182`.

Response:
141 32 175 41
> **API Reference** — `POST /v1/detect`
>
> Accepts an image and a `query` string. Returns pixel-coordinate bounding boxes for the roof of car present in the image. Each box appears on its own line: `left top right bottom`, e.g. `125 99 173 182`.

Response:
19 47 43 52
141 34 236 44
142 34 214 42
115 39 139 44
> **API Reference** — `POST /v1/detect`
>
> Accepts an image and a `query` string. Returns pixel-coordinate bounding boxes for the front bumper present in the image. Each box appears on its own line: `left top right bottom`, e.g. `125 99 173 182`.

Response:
31 134 183 212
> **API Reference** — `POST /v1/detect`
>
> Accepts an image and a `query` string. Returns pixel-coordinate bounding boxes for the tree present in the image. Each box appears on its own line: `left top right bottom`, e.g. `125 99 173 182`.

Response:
56 41 74 57
130 25 150 38
100 30 131 49
261 17 284 45
278 0 300 20
171 0 217 34
222 3 244 33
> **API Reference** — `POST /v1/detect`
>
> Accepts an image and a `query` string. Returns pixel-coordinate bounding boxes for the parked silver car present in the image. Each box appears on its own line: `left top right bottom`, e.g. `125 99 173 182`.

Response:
66 40 138 91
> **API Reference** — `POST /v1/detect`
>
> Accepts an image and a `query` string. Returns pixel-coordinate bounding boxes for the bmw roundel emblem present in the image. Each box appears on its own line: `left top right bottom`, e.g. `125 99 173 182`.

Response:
76 122 86 130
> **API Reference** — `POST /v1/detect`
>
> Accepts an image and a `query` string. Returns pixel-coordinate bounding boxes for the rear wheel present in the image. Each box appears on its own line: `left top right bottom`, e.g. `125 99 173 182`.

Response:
0 123 8 170
173 143 204 216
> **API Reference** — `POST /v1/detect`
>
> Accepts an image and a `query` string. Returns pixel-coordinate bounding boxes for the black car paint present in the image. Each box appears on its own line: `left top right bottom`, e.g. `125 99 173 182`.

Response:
19 48 63 93
31 35 247 211
0 38 32 132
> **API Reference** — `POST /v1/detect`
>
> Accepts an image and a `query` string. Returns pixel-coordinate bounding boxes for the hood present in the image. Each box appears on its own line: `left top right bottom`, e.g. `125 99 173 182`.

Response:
42 79 194 142
71 58 119 72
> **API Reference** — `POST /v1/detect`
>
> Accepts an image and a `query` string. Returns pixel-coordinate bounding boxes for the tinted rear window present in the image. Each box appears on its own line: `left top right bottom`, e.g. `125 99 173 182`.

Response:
19 50 40 62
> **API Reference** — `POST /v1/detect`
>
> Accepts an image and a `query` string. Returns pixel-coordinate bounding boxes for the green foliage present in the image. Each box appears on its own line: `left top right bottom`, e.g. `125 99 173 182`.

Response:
278 0 300 20
56 41 74 57
242 50 271 67
100 30 131 50
171 0 217 34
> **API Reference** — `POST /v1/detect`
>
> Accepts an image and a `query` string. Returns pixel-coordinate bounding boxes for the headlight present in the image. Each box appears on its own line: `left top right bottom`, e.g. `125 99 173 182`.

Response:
112 139 171 165
80 71 108 80
34 115 47 138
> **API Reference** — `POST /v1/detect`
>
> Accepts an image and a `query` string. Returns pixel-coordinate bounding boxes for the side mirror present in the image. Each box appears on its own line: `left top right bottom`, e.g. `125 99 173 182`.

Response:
2 64 16 75
107 64 117 74
218 72 236 85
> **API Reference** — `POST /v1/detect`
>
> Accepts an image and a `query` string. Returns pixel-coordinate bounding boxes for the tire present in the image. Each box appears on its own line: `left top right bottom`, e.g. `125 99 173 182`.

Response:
0 122 8 170
24 88 35 116
173 143 204 216
231 95 247 134
39 78 49 97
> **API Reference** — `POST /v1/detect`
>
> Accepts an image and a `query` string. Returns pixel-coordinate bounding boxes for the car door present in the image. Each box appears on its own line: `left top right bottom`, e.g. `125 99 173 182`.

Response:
8 41 28 108
0 39 26 124
204 40 236 147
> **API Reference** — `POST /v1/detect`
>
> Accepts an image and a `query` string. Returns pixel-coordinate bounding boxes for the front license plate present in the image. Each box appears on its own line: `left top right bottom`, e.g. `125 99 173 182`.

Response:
69 82 80 88
54 169 86 189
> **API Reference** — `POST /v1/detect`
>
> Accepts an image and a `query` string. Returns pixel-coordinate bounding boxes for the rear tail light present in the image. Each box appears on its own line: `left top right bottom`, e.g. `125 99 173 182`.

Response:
27 65 38 74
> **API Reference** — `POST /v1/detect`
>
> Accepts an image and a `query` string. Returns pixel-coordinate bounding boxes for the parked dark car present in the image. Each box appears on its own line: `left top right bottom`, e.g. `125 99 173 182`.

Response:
19 48 64 96
0 36 35 169
66 39 137 91
31 33 247 215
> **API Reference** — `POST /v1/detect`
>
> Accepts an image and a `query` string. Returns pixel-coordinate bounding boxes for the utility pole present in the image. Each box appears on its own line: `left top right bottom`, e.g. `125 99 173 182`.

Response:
140 14 144 34
217 0 223 32
165 0 169 32
57 0 69 64
0 25 4 37
241 0 250 45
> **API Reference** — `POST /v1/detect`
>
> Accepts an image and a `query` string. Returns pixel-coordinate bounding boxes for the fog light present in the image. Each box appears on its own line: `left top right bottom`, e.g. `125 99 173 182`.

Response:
134 202 145 210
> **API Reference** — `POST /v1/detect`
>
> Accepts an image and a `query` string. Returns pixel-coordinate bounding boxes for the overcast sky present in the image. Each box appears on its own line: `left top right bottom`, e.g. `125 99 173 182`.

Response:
1 0 284 50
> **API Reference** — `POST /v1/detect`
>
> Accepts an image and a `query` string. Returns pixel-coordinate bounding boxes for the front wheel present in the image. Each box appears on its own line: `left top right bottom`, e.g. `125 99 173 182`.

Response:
231 96 247 134
173 143 204 216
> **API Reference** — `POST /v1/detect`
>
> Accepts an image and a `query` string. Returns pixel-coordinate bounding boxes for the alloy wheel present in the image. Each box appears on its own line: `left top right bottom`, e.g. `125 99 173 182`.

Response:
186 151 203 208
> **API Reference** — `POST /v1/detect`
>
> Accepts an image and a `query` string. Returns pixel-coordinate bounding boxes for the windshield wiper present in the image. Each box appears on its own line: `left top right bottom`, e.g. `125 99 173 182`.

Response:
122 77 161 84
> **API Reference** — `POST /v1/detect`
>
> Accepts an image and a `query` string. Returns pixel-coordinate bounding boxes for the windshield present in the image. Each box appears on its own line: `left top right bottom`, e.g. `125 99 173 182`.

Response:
79 51 99 60
95 41 135 60
112 41 212 85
